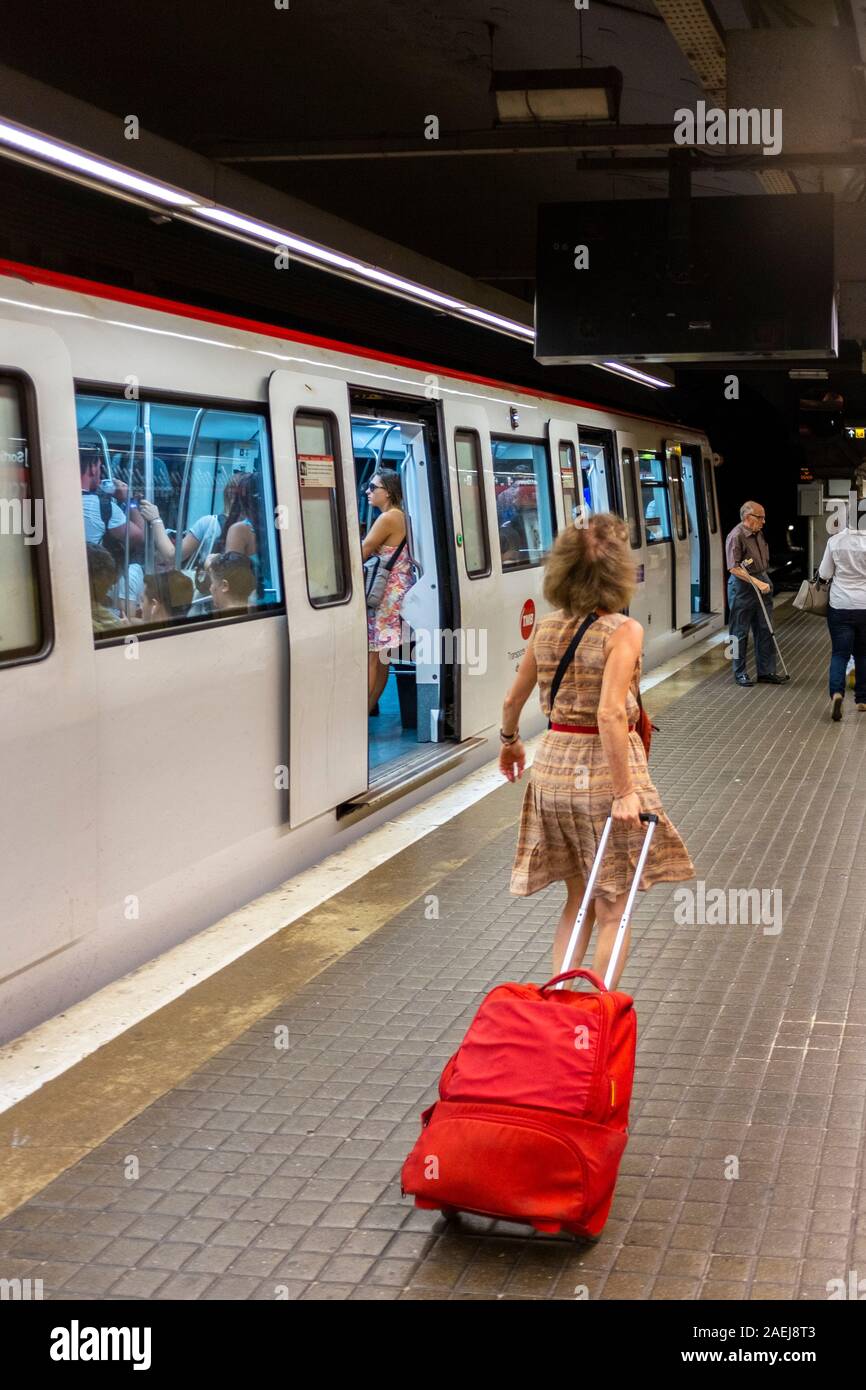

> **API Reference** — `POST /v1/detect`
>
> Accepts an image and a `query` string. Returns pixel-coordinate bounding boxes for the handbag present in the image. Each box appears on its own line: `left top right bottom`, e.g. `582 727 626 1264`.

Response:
792 571 830 617
635 687 658 761
364 537 406 611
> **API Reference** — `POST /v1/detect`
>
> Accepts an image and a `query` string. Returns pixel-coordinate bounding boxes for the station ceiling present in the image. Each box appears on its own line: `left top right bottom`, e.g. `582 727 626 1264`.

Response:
3 0 864 303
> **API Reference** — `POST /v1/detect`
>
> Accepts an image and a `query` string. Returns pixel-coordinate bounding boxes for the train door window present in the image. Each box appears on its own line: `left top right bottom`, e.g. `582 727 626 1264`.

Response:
580 440 610 514
0 376 48 663
294 412 350 605
704 457 718 533
639 453 671 544
668 450 687 541
559 441 580 525
454 430 490 577
75 392 283 639
621 448 641 548
491 437 555 570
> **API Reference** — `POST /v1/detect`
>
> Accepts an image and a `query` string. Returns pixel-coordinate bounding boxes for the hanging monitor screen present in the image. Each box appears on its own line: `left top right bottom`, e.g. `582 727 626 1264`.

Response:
535 193 837 364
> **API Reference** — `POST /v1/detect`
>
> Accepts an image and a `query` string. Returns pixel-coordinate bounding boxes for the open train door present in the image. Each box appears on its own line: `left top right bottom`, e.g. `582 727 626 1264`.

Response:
617 430 652 631
441 401 499 738
665 440 692 629
547 418 582 529
268 370 367 825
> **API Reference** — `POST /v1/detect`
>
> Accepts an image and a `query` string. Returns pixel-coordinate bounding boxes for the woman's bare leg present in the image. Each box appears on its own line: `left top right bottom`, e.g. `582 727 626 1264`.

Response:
368 649 391 713
552 876 595 977
591 892 632 990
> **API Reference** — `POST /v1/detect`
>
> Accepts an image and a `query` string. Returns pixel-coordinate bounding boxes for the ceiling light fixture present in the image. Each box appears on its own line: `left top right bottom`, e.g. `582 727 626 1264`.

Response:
492 68 623 124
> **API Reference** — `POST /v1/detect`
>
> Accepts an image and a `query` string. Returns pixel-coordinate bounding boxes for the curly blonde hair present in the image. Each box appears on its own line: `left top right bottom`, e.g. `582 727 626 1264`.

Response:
543 512 636 616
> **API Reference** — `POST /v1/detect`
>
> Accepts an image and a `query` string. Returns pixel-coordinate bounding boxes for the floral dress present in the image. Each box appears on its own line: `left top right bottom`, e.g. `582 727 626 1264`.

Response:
368 543 414 651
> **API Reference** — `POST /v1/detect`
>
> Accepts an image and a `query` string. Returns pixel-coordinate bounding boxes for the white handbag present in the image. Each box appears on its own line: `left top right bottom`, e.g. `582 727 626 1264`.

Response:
792 573 830 617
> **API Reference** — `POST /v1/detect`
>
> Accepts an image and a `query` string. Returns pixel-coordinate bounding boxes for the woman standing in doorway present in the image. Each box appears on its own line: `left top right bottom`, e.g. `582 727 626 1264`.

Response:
498 513 694 989
362 469 413 714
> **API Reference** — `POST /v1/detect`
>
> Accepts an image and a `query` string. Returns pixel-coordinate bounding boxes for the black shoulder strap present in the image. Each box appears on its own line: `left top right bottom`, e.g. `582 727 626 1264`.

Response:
548 612 598 727
384 537 406 571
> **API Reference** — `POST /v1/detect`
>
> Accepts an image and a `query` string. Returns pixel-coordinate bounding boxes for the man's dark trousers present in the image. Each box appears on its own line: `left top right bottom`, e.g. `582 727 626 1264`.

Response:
728 574 776 678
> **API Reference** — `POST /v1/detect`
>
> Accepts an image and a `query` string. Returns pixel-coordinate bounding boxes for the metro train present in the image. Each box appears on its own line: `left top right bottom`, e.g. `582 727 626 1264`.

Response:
0 259 724 1043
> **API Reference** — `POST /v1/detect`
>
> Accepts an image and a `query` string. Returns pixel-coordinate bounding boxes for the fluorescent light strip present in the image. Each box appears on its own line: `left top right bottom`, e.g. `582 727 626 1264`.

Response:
600 361 673 390
0 118 669 387
195 206 534 338
0 119 198 207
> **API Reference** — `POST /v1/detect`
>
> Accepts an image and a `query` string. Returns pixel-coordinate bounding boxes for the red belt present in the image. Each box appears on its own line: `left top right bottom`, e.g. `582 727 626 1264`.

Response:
550 723 637 733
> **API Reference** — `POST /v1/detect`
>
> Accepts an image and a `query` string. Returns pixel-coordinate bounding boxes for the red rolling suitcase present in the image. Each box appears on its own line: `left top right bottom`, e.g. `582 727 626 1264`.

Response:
401 813 657 1237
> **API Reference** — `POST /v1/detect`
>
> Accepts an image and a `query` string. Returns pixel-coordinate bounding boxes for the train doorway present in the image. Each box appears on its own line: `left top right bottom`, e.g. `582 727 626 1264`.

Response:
681 447 711 622
350 392 457 777
579 428 619 516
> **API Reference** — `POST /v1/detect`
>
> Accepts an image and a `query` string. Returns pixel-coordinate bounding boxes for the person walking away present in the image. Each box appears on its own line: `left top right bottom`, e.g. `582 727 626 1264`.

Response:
498 513 694 990
819 522 866 721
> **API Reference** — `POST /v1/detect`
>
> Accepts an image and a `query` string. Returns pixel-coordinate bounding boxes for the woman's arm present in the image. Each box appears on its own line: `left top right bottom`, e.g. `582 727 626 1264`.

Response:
225 520 256 556
498 637 538 782
137 501 176 561
598 618 644 825
361 512 400 561
818 540 835 582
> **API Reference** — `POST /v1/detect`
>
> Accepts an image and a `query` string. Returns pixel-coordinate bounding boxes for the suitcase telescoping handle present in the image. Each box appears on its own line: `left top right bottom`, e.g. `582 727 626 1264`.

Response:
554 812 659 993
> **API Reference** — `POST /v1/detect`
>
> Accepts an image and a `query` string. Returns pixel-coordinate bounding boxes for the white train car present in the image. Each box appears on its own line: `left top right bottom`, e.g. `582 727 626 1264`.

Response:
0 260 724 1042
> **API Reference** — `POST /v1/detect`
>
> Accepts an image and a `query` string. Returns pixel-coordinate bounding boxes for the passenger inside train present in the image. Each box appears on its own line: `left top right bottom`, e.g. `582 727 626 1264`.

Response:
353 417 428 772
75 395 283 635
86 542 127 633
204 551 257 614
141 569 195 625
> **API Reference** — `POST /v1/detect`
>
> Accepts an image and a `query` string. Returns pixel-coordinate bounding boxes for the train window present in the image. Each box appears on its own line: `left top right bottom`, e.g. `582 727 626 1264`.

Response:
454 430 490 578
0 377 47 663
558 441 580 525
639 452 672 545
75 392 283 639
491 437 555 571
704 457 718 533
668 449 687 541
294 412 350 606
621 448 641 548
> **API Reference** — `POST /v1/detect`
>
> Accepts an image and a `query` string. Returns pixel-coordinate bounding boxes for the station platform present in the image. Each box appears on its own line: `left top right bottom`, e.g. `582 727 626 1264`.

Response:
2 605 866 1302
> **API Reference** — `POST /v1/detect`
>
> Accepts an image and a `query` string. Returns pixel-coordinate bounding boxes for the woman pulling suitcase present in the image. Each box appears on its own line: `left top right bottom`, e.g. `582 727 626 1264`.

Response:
499 512 695 988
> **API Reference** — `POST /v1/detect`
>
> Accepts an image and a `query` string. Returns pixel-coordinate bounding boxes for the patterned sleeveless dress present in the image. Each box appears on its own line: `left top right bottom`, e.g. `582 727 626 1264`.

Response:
510 610 695 900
